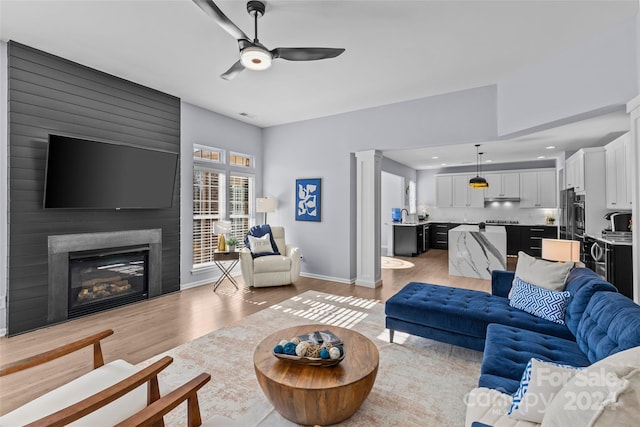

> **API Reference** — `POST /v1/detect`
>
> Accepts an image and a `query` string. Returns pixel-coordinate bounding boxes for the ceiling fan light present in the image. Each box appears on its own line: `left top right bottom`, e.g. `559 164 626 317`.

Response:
240 46 272 71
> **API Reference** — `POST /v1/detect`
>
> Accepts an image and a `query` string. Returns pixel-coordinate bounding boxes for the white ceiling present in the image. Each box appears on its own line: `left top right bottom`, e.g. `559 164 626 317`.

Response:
384 110 631 169
1 0 637 167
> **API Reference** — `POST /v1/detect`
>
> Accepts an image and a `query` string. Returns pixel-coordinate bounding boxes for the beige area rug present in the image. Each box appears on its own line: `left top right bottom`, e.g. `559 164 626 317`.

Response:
140 291 482 426
381 256 415 270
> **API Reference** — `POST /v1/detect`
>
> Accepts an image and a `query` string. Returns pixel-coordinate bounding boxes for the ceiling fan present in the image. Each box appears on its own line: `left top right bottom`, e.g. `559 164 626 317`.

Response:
192 0 345 80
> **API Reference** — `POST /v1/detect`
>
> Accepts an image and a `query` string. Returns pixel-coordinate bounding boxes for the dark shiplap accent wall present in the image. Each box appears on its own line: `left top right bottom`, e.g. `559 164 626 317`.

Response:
8 42 181 335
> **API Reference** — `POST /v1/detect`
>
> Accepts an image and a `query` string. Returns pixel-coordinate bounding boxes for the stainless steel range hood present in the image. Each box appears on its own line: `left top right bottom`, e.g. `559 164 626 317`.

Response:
484 197 521 202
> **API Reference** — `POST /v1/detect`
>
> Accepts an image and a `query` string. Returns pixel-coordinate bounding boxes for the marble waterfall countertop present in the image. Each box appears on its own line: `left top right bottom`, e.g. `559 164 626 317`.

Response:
448 225 507 279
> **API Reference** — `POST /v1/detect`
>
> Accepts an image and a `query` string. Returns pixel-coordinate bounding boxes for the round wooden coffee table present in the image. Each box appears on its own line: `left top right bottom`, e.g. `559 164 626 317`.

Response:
254 324 379 426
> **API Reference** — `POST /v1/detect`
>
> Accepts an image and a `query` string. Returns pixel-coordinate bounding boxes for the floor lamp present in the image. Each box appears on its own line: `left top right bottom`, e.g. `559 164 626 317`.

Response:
256 197 276 225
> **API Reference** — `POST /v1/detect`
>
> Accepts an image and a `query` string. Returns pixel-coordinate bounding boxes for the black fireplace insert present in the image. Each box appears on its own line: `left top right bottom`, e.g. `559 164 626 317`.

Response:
68 245 149 318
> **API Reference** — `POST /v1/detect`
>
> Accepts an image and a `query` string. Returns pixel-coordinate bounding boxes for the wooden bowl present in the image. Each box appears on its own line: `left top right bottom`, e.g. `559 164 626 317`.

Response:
272 351 345 367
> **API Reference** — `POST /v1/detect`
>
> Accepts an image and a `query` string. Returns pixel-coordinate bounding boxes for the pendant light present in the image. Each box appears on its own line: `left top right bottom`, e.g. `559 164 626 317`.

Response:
469 144 489 189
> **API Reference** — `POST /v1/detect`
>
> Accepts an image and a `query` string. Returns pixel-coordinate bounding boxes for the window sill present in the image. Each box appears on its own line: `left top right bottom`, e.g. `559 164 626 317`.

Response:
191 263 217 275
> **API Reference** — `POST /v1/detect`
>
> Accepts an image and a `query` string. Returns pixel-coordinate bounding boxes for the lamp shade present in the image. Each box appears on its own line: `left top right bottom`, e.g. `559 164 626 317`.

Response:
469 176 489 188
542 239 580 262
256 197 277 213
213 220 232 235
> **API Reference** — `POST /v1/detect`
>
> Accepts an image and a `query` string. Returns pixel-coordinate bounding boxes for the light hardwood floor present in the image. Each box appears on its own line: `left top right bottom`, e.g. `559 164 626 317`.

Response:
0 249 506 415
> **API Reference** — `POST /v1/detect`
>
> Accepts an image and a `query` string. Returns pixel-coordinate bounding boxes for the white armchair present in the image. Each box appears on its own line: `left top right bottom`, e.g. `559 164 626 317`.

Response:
240 226 301 287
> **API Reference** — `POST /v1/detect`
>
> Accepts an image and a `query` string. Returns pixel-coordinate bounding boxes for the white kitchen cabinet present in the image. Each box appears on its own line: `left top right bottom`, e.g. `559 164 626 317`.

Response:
452 175 484 207
565 148 609 194
605 133 632 210
537 170 557 207
520 170 557 208
565 152 585 192
436 175 453 207
565 156 576 190
485 173 520 199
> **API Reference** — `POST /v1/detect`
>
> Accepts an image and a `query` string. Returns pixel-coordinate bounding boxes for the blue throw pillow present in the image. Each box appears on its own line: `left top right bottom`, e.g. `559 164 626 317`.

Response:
508 358 583 423
509 276 571 325
244 224 280 259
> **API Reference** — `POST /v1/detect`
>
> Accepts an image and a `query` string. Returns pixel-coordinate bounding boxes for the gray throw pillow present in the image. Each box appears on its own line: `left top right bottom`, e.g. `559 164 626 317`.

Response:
512 251 573 294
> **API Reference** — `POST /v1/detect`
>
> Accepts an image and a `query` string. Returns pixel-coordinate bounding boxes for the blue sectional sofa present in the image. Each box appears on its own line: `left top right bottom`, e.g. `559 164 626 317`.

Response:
385 268 617 351
385 267 640 393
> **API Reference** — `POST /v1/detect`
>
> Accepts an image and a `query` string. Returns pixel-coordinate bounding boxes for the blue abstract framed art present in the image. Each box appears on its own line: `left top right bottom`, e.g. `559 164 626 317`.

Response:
295 178 321 222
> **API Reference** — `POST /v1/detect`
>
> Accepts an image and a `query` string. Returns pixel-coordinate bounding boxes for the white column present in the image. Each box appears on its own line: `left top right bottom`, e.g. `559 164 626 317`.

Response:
355 150 382 288
626 96 640 303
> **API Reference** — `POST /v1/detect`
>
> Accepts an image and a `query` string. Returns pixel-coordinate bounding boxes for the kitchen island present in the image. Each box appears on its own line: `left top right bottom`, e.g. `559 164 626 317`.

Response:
448 225 506 279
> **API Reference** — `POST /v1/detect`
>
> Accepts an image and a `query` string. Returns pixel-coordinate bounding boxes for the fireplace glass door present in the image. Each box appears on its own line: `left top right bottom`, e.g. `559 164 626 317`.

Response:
68 246 149 318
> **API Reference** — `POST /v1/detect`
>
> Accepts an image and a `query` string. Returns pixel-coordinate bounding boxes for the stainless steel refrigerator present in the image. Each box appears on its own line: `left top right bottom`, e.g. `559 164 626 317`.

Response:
559 188 575 240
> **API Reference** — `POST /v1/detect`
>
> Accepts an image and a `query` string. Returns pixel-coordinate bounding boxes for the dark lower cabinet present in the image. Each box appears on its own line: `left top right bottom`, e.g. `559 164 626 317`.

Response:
430 223 450 249
506 225 521 256
518 226 557 257
394 225 426 257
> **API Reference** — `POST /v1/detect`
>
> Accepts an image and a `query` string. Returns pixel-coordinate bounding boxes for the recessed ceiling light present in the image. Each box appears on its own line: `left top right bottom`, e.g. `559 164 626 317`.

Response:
485 159 493 163
431 156 439 159
537 156 545 159
441 163 447 166
546 146 556 150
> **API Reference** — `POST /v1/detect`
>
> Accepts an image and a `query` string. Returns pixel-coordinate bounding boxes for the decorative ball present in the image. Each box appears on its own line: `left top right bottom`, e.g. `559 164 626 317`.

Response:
295 341 310 357
273 344 284 354
329 347 341 360
278 340 288 347
283 342 297 355
319 348 330 359
335 345 344 357
306 344 321 358
291 337 301 345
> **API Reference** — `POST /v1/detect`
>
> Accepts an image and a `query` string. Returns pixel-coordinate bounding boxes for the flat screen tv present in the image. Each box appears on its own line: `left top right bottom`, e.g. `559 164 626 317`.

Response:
44 134 178 209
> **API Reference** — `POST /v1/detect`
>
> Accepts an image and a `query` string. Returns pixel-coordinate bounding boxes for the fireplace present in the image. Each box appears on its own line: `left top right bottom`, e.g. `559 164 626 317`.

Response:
48 229 163 323
68 246 150 318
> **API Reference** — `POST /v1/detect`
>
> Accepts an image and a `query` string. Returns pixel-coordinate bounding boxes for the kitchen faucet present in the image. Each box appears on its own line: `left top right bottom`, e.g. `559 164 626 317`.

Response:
401 208 408 224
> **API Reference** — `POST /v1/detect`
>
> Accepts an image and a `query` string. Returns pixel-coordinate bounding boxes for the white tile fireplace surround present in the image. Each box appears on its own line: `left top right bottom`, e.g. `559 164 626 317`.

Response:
47 229 163 324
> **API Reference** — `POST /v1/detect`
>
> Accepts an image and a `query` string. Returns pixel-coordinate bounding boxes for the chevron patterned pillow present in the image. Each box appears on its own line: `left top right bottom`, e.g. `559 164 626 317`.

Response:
509 276 571 325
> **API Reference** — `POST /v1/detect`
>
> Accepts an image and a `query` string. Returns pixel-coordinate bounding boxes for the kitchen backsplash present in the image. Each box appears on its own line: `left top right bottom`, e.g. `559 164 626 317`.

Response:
422 205 557 225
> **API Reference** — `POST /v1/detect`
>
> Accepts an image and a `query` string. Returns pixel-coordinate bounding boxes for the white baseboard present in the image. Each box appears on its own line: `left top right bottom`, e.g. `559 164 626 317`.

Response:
0 328 6 337
300 272 355 285
181 267 241 290
183 270 353 289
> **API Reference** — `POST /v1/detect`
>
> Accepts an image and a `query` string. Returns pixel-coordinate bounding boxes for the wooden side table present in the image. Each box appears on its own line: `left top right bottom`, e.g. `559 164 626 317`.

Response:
254 324 379 425
212 251 239 291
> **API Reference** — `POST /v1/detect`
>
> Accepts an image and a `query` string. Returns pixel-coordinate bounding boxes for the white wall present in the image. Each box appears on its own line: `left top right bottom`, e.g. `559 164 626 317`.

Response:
498 17 638 136
381 171 404 256
179 102 263 288
262 85 498 283
0 41 8 335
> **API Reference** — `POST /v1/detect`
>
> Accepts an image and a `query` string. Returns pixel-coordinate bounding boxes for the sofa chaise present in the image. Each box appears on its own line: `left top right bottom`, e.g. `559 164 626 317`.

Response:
385 268 616 351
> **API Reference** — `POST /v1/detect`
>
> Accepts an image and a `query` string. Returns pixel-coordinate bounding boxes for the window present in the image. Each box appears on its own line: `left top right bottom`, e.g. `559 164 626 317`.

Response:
409 180 417 214
193 146 223 163
193 147 255 267
230 152 253 168
229 174 254 247
193 167 226 266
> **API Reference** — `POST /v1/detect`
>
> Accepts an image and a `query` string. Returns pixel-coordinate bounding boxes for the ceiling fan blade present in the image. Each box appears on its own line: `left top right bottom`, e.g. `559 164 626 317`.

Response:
271 47 345 61
192 0 250 41
220 60 245 80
